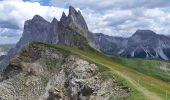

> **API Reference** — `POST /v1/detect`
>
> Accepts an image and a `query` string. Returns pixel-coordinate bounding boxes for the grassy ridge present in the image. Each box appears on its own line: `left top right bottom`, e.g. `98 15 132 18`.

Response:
38 42 170 100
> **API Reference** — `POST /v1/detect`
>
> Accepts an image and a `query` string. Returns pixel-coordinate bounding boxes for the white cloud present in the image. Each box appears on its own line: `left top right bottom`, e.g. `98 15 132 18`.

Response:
80 6 170 37
0 28 21 44
0 28 22 37
50 0 170 11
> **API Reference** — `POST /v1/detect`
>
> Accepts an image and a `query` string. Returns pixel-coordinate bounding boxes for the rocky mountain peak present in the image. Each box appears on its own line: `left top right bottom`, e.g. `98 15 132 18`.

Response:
63 6 88 32
59 6 91 41
69 6 77 15
24 15 50 30
60 12 67 22
133 29 156 37
32 15 47 22
32 15 42 19
14 14 51 56
51 18 58 24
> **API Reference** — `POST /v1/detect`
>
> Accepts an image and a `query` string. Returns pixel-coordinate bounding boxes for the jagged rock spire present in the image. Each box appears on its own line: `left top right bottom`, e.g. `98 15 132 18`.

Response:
51 18 58 24
60 12 67 23
67 6 88 31
59 6 88 34
48 18 59 44
69 6 77 15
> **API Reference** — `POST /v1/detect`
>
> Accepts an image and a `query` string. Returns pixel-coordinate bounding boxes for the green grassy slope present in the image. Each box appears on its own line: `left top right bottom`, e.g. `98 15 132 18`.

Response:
117 58 170 82
38 42 170 100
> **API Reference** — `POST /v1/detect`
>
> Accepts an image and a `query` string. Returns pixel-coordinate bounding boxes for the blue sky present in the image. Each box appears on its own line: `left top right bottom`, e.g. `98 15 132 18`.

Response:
0 0 170 44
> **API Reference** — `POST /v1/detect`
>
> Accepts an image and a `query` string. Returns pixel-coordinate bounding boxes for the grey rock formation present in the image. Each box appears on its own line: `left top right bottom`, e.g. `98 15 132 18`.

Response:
17 15 50 48
14 6 91 56
0 42 131 100
47 18 59 44
0 6 93 70
120 30 169 60
60 6 89 38
94 30 170 60
0 15 51 70
8 15 50 58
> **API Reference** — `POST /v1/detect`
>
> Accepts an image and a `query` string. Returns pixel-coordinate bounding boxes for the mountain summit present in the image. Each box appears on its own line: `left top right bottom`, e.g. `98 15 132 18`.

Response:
60 6 89 35
132 29 156 36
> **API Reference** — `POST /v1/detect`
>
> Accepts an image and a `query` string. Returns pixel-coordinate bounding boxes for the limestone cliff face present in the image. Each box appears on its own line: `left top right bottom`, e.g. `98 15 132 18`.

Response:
0 42 130 100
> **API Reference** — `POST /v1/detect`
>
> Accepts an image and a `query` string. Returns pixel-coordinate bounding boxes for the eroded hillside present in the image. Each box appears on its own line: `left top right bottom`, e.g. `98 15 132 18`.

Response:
0 42 131 100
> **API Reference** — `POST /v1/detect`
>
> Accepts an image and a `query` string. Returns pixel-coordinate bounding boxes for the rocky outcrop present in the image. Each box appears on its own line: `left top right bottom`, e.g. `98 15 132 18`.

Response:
0 42 131 100
94 30 170 60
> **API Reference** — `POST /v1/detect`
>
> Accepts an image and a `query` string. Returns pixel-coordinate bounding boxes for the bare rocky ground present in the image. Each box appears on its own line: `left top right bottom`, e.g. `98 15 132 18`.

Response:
0 43 131 100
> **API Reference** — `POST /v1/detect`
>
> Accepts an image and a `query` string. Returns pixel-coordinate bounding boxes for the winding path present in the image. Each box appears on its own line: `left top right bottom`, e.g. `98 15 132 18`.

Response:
75 52 163 100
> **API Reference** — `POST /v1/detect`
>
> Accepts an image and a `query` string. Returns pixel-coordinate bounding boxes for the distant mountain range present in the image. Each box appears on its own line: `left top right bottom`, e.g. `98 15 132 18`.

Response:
94 30 170 60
